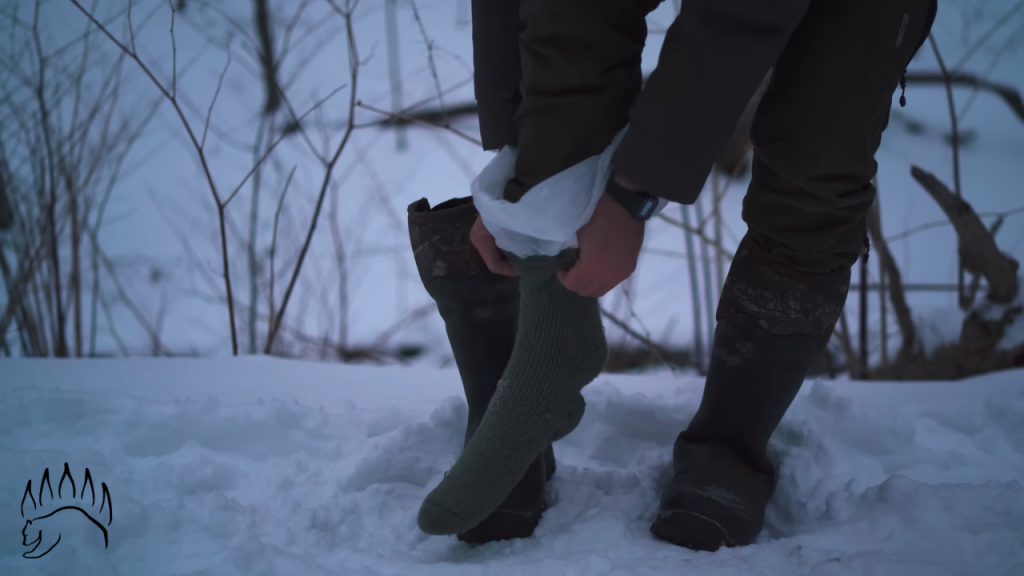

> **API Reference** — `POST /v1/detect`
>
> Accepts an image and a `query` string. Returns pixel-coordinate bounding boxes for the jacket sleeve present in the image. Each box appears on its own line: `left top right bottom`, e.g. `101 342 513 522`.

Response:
472 0 523 150
611 0 811 204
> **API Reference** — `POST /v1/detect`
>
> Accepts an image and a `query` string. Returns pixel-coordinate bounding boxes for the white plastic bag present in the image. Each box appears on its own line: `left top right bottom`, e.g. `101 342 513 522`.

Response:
471 128 626 257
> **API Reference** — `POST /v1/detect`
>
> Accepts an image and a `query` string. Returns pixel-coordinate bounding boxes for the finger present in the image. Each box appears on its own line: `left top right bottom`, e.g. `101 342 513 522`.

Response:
471 227 516 276
589 282 615 298
482 247 516 276
558 262 597 296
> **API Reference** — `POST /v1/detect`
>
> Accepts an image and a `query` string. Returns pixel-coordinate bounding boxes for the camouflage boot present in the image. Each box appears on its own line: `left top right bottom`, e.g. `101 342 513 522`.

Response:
652 233 850 550
408 196 555 543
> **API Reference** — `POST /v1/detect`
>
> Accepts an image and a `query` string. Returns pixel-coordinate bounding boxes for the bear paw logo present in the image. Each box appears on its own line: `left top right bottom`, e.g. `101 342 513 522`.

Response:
20 463 112 559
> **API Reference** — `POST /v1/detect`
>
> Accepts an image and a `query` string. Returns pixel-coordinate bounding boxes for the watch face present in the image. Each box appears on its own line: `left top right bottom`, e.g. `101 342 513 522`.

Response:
637 198 657 220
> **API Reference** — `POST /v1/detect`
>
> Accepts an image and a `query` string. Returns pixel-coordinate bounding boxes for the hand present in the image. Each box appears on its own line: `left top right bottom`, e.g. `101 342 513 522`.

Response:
557 192 645 297
470 214 517 276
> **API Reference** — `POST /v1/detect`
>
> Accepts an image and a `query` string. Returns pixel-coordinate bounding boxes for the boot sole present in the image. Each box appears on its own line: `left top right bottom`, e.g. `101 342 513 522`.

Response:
456 444 556 544
457 508 545 544
650 509 736 552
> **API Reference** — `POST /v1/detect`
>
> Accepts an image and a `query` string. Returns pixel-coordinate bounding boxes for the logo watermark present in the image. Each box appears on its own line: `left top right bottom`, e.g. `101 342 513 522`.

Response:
20 463 113 559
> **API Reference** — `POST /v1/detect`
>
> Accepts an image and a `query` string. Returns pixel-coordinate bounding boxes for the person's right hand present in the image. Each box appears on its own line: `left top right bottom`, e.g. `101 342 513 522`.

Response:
470 214 517 276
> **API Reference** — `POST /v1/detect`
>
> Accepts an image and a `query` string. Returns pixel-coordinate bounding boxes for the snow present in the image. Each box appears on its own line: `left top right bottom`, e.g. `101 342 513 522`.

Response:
2 359 1023 575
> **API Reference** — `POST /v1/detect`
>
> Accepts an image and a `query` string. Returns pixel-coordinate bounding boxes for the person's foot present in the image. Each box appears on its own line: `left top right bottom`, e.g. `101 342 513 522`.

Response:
417 250 607 536
408 197 559 543
456 449 553 543
651 439 774 551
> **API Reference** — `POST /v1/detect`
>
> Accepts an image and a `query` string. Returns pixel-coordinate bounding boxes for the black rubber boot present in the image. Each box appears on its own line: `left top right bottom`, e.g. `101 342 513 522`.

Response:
651 234 850 551
408 196 555 543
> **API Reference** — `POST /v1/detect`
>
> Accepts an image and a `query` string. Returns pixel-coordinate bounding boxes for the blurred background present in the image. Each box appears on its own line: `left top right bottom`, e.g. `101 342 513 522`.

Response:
2 0 1022 379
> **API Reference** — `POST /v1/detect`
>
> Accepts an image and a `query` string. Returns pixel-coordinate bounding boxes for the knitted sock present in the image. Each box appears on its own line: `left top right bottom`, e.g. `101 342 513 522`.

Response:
418 250 607 536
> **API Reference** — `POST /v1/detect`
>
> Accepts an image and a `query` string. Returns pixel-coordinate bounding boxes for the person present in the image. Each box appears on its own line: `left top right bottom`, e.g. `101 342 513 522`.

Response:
407 0 937 551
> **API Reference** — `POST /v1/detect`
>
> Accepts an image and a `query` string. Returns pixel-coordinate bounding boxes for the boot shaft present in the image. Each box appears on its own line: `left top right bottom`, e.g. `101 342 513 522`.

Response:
408 197 520 441
684 233 851 477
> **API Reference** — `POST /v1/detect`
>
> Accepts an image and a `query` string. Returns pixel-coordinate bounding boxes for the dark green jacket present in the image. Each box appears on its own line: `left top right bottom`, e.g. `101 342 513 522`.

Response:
472 0 812 204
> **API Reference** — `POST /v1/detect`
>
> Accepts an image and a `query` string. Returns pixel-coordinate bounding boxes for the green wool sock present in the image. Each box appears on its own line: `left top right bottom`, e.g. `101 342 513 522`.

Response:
418 250 608 536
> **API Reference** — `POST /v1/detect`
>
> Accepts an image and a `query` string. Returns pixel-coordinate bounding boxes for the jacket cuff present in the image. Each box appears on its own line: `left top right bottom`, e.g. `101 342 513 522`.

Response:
611 125 712 205
477 98 520 151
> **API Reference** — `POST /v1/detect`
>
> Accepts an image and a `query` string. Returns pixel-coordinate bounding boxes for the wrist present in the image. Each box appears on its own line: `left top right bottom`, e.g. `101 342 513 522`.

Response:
613 171 643 193
605 170 659 221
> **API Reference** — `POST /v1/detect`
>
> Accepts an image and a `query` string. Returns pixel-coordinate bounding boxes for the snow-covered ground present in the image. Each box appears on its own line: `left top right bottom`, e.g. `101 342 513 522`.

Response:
2 359 1022 575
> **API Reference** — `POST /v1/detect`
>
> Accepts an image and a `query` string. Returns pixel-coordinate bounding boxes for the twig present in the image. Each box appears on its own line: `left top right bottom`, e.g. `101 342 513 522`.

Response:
96 278 130 356
96 246 170 355
265 0 361 353
383 0 406 149
867 197 917 361
621 282 677 375
679 205 705 373
266 164 296 348
371 302 436 350
905 71 1024 123
599 307 684 368
357 100 481 146
656 212 734 262
201 46 232 150
951 0 1024 73
223 83 347 207
928 35 966 309
409 0 447 126
253 0 282 114
71 0 240 354
886 206 1024 242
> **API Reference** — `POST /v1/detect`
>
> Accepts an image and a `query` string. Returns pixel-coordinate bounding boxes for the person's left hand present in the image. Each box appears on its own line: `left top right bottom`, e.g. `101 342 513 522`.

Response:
557 192 645 297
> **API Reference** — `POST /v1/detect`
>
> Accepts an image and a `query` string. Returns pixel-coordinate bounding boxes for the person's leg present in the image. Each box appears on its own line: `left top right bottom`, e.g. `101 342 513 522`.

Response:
417 247 608 536
414 0 663 537
408 197 555 543
652 0 937 551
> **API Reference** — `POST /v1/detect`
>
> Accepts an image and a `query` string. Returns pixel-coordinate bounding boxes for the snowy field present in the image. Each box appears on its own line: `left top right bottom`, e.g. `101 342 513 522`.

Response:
1 359 1022 575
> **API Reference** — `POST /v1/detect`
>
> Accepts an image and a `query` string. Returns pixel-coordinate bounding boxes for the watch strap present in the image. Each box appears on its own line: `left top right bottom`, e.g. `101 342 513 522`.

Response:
605 175 659 221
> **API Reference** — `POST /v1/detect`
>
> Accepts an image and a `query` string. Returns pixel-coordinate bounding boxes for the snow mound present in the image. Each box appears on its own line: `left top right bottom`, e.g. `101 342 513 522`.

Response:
1 359 1022 575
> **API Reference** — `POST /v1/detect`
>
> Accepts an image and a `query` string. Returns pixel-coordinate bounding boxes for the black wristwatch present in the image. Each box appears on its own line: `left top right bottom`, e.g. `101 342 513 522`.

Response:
605 172 660 221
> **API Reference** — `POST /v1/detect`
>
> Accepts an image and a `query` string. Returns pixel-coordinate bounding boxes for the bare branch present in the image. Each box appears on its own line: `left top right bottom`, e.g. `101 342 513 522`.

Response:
252 0 282 114
911 165 1020 303
866 198 918 360
409 0 447 125
357 100 481 146
265 0 361 352
656 212 734 262
71 0 240 354
905 71 1024 123
201 46 232 150
599 307 684 368
222 82 347 207
951 0 1024 73
96 244 170 355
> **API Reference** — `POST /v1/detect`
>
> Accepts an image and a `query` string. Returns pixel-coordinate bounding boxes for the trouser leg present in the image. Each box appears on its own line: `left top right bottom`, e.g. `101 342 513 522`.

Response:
745 0 938 276
654 0 938 551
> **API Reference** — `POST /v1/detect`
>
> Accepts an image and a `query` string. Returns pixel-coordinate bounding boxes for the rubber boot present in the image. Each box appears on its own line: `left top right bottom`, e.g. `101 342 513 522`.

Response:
408 196 555 543
651 234 851 551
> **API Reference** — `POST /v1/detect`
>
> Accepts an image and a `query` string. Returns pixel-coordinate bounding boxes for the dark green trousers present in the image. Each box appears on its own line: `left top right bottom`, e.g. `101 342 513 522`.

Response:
472 0 937 275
